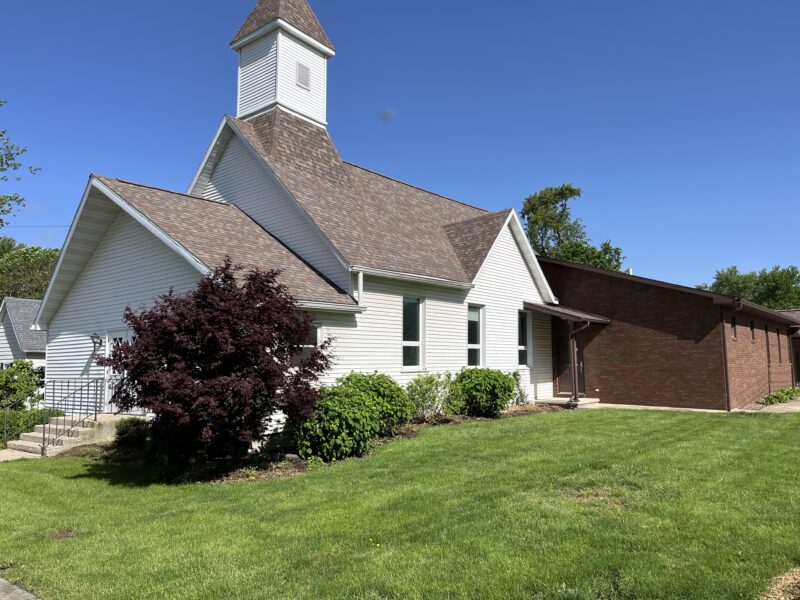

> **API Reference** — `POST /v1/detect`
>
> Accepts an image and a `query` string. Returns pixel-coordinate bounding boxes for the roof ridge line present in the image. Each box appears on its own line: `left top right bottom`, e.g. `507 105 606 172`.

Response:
342 161 489 214
446 208 513 228
94 176 230 206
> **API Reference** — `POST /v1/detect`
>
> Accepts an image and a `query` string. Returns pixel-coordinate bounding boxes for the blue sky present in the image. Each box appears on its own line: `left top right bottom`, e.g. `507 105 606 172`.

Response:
3 0 798 286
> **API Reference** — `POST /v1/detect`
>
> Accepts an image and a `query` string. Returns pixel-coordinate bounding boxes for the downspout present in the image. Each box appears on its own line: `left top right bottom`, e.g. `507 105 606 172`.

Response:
567 320 592 409
356 270 364 306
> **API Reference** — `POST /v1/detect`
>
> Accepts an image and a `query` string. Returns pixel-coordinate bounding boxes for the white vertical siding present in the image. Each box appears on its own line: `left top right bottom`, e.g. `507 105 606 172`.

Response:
276 31 327 125
238 30 279 118
202 135 350 293
318 224 554 400
0 314 24 364
46 211 201 381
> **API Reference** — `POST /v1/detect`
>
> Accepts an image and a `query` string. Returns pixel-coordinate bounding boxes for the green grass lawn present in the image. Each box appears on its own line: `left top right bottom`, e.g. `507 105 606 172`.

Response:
1 409 800 600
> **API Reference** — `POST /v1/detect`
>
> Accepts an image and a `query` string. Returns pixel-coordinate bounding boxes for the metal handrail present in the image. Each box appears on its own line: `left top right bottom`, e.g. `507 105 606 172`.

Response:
40 379 104 456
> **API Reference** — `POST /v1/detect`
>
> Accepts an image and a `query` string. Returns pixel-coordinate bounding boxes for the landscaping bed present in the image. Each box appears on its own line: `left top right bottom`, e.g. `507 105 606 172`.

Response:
1 409 799 599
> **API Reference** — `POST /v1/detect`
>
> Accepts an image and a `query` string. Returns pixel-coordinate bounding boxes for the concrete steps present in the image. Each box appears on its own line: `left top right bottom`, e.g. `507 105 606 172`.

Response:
6 414 128 456
537 397 601 408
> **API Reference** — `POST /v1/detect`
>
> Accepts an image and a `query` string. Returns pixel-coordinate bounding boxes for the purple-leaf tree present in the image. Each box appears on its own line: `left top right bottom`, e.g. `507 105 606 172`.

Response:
96 259 331 474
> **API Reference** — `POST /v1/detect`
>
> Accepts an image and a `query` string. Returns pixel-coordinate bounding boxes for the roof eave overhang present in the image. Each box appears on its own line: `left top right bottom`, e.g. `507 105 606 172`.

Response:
34 177 212 330
352 265 474 290
523 301 610 325
231 19 335 57
298 300 365 314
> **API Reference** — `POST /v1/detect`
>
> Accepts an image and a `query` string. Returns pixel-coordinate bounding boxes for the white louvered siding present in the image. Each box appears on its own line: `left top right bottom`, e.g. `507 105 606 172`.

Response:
238 30 279 118
0 314 24 364
465 223 551 400
202 135 351 293
317 224 554 400
276 31 327 125
46 211 201 382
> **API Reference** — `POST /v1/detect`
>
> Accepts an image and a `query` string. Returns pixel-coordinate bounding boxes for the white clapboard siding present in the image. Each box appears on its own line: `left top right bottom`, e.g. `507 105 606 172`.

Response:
317 224 554 400
465 223 551 399
46 211 201 381
275 31 327 125
238 30 279 118
0 314 24 364
203 135 350 293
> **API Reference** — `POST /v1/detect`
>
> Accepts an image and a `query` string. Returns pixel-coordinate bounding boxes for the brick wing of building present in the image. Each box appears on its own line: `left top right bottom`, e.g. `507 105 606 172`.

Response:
539 258 800 411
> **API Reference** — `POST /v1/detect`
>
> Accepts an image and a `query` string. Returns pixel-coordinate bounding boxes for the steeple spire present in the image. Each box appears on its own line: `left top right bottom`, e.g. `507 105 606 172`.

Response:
231 0 334 52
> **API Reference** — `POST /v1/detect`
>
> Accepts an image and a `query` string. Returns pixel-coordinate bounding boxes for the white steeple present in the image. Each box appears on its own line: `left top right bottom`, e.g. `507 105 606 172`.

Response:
231 0 335 126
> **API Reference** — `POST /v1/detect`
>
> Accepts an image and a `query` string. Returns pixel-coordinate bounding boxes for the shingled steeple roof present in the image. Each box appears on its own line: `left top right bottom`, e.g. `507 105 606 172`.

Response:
231 0 334 51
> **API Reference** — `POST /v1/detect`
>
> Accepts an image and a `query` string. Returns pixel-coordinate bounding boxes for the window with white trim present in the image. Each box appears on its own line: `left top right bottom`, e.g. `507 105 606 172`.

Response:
294 325 320 366
518 311 529 367
403 297 423 368
468 305 483 367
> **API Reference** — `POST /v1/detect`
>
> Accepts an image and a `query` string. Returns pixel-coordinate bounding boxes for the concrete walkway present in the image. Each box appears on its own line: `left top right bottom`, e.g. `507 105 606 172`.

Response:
0 579 39 600
738 398 800 414
0 449 40 463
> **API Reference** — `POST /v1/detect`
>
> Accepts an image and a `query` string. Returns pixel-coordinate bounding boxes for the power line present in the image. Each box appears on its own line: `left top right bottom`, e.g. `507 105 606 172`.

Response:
2 225 69 228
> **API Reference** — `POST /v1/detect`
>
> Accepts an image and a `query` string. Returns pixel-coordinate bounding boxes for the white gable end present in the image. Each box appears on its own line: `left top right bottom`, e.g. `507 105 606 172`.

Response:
202 134 351 293
47 211 201 380
466 223 553 399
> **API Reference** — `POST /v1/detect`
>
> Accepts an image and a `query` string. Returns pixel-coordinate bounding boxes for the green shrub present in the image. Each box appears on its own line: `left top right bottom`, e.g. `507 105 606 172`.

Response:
759 387 800 406
406 372 453 421
334 372 413 436
451 368 518 418
0 360 45 409
298 386 381 462
111 417 150 462
1 408 63 448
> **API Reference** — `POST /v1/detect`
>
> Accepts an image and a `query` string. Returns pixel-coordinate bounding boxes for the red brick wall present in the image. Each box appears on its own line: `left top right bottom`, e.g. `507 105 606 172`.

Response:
725 318 796 408
540 261 728 410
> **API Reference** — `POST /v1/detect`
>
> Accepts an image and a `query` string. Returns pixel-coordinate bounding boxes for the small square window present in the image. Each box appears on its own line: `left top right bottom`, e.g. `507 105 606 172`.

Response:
468 348 481 367
403 346 420 367
296 63 311 91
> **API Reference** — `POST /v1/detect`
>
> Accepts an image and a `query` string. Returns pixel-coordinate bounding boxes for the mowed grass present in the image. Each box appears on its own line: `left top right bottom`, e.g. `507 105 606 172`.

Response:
1 410 800 600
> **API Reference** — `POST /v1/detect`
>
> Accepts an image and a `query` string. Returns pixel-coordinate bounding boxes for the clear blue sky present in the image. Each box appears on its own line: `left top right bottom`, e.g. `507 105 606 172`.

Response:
3 0 798 286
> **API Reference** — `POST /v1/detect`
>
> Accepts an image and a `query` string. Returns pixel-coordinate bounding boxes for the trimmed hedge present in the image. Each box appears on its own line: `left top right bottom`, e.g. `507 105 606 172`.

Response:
299 372 413 462
451 368 518 418
759 387 800 406
1 408 63 448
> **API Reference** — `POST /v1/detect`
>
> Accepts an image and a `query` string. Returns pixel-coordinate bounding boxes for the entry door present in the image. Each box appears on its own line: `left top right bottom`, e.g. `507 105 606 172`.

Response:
555 335 585 396
795 350 800 386
104 330 131 412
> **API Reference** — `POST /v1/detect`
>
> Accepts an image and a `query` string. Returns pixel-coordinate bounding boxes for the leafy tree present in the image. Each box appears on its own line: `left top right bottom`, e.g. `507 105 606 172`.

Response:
0 360 45 409
0 244 59 299
0 101 40 228
0 237 17 259
97 259 332 477
520 184 624 271
699 266 800 310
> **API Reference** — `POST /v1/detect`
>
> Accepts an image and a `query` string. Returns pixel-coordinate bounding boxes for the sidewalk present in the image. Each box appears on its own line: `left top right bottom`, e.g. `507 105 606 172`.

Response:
0 578 40 600
0 449 39 463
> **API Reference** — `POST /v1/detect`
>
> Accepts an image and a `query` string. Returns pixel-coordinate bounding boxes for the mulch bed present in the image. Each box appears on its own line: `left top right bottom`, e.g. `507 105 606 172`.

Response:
761 568 800 600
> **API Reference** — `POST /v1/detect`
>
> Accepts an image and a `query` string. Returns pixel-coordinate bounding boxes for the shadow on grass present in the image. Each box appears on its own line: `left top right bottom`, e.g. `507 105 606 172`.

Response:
68 459 162 488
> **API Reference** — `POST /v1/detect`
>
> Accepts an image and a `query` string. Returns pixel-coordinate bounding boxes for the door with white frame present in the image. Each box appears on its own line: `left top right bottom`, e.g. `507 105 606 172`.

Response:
104 329 132 413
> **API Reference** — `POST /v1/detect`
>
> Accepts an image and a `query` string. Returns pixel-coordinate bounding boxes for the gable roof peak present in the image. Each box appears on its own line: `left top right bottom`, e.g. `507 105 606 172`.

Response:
231 0 334 51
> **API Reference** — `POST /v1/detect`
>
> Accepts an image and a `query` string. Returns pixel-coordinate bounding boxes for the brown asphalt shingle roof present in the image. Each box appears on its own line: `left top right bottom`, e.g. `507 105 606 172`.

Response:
97 176 353 306
228 108 496 283
780 309 800 324
444 211 513 281
232 0 334 50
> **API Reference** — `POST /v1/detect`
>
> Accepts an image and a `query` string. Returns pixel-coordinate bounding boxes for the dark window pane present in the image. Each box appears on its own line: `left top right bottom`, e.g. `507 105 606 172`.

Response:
468 306 481 345
304 326 317 346
403 346 420 367
518 312 528 346
403 298 420 342
468 348 480 367
519 349 528 366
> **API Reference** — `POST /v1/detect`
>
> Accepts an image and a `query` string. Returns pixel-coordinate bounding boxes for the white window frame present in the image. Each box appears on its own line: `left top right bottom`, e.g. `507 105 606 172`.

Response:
402 296 425 371
104 329 132 411
467 304 484 367
518 310 531 368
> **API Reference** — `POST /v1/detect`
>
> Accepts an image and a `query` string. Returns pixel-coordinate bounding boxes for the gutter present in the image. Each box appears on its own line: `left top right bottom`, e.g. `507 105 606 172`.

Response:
351 265 474 290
